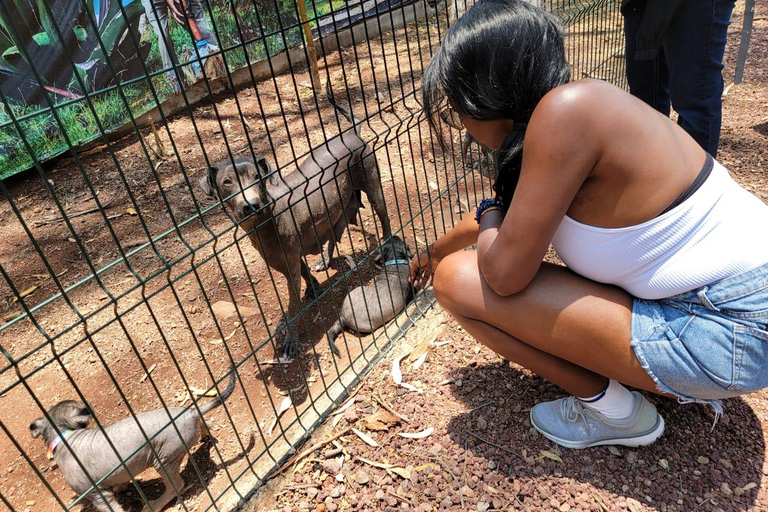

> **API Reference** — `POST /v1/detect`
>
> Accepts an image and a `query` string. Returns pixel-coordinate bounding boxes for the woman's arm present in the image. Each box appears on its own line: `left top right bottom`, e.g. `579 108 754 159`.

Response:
410 209 480 288
476 84 601 296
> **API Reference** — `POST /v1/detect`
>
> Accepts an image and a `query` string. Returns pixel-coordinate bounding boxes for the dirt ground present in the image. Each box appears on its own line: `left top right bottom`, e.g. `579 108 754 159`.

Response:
0 2 766 512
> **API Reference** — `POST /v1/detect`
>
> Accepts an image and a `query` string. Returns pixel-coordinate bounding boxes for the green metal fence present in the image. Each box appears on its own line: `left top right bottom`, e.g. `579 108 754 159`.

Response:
0 0 625 510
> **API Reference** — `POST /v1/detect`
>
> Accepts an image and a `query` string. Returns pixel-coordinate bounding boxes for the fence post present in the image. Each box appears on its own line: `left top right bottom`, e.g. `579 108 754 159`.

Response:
297 0 323 89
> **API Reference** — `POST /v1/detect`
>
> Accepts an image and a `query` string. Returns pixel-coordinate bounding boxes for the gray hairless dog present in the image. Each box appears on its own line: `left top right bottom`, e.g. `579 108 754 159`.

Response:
30 367 236 512
199 84 391 360
325 235 413 355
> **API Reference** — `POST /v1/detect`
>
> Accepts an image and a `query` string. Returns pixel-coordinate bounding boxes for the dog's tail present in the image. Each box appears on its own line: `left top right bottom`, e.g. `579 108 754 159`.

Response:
197 363 237 416
326 81 361 137
325 320 343 357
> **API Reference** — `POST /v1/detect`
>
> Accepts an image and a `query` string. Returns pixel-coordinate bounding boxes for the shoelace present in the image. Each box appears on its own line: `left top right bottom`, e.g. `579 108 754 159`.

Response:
561 396 588 424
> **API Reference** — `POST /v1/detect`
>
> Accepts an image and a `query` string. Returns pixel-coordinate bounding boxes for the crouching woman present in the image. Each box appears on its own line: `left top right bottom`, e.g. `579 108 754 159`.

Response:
412 0 768 448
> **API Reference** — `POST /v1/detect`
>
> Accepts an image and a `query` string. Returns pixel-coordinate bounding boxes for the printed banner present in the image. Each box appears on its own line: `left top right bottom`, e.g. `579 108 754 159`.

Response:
0 0 307 179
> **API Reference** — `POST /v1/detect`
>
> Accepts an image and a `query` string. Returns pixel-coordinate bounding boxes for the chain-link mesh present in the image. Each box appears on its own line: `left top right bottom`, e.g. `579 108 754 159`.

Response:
0 1 626 510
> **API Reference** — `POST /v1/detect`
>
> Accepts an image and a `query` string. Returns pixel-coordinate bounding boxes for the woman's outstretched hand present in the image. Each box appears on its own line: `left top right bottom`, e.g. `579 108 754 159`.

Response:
410 245 441 290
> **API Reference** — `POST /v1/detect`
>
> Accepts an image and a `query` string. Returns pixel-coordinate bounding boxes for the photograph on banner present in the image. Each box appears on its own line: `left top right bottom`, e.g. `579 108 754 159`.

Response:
0 0 305 180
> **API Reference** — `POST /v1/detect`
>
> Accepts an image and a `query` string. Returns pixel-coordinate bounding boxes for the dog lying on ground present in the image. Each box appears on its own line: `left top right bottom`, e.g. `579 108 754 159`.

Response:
325 235 413 355
199 84 391 360
29 367 236 512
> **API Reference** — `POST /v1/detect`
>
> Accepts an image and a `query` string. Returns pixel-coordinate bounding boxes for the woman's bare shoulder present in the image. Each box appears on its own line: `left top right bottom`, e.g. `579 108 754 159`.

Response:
532 80 640 126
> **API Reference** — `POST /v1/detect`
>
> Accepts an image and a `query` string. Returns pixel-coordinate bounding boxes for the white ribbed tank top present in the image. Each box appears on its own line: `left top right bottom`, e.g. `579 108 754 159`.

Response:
551 159 768 300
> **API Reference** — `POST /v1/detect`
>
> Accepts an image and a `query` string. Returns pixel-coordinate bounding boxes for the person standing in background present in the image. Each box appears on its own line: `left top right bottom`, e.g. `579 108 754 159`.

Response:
622 0 736 157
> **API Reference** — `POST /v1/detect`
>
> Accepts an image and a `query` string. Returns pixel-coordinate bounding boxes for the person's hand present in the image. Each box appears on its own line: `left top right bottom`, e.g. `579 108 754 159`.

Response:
166 0 185 25
410 244 441 290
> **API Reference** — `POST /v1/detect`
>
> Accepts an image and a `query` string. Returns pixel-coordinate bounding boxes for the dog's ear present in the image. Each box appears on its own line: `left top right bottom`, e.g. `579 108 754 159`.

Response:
29 418 47 438
72 403 92 429
199 166 219 199
255 157 278 186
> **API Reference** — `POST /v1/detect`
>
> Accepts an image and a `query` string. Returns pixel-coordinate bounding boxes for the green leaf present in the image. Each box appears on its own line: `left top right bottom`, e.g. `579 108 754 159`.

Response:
32 32 50 46
73 26 87 42
2 45 19 58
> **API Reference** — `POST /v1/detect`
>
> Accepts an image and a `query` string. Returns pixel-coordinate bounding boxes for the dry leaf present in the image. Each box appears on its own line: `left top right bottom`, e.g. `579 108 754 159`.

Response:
407 337 433 363
351 428 379 447
329 396 356 416
428 181 438 190
538 450 562 463
432 340 452 347
355 456 393 469
126 208 137 216
174 389 190 405
260 357 295 365
363 410 401 431
189 385 217 397
3 312 22 323
343 254 357 270
390 467 411 480
607 446 621 456
210 327 239 345
397 427 434 439
741 482 757 492
411 351 428 370
400 382 423 393
658 458 670 470
277 383 305 396
392 353 408 385
415 462 437 472
12 286 38 303
139 364 157 383
268 396 293 436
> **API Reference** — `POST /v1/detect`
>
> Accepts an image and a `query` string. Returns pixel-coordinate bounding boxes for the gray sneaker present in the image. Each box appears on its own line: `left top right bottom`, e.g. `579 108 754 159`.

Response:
530 391 665 449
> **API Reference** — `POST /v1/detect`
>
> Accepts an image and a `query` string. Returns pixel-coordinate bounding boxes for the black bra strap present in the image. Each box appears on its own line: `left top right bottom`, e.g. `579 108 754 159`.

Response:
660 153 714 215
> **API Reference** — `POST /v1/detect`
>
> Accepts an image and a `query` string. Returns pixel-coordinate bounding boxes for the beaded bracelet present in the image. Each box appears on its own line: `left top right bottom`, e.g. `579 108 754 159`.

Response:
474 197 504 224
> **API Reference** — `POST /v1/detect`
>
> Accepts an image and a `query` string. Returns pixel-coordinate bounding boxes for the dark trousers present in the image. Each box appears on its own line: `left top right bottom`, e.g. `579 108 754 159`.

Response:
623 0 735 157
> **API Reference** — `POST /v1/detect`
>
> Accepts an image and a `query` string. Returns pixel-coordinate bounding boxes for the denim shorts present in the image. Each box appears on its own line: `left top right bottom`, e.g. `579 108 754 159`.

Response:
631 263 768 411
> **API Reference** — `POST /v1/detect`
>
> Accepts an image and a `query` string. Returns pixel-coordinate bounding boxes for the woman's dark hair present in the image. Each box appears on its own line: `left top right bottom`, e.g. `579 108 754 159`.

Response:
422 0 570 210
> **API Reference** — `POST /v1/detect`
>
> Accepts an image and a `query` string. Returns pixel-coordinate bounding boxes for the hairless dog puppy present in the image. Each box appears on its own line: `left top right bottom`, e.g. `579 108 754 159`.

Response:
199 84 391 360
30 367 236 512
325 235 414 355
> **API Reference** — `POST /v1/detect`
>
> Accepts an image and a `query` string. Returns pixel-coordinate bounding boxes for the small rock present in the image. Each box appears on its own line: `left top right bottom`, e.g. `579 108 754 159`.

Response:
476 416 488 430
719 459 734 469
697 456 709 465
354 471 370 485
325 504 337 512
488 460 498 470
321 459 342 475
476 501 491 512
559 504 571 512
455 379 463 387
306 487 319 499
329 486 345 499
298 503 311 511
720 482 733 496
626 452 638 464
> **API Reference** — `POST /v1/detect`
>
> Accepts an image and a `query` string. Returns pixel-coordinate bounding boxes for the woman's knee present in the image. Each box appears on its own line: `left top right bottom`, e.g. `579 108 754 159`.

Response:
433 251 481 311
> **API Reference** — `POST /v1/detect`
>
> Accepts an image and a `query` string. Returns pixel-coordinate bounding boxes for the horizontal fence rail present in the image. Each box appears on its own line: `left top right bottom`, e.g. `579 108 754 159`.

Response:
0 0 625 510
